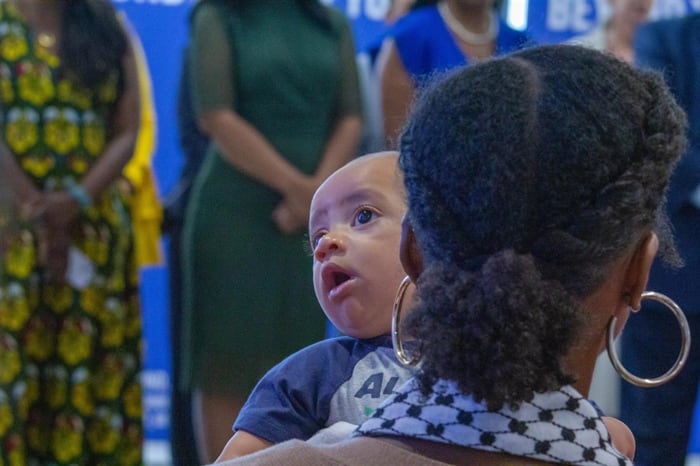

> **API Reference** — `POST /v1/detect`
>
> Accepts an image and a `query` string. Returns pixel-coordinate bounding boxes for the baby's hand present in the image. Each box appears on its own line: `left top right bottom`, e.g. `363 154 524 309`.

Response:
602 415 635 459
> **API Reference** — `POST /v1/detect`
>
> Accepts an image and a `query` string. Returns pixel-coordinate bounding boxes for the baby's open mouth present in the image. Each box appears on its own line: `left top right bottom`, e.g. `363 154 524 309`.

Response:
333 272 351 287
321 264 355 298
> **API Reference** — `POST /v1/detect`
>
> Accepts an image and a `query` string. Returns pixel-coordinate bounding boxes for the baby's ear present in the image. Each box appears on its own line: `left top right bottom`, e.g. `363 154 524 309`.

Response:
400 216 423 281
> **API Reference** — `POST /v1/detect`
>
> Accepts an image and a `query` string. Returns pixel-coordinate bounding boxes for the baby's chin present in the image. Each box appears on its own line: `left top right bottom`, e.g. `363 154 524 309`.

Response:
328 319 388 340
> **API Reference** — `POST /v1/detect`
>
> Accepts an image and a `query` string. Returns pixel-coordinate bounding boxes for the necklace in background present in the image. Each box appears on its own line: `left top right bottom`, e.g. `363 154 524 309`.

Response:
437 1 498 46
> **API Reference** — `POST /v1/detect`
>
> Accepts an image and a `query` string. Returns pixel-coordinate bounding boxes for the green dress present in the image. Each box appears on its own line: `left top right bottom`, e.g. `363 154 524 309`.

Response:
182 0 361 395
0 3 142 464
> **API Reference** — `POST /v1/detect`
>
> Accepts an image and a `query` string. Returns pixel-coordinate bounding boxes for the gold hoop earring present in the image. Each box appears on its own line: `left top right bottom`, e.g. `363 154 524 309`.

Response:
392 276 420 367
607 291 691 388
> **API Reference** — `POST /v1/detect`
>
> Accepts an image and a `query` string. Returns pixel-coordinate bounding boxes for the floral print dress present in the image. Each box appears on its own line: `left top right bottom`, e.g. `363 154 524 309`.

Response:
0 3 142 464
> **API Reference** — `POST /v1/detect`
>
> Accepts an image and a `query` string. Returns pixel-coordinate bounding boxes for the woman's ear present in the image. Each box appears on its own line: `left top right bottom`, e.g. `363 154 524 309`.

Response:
625 232 659 311
400 215 423 282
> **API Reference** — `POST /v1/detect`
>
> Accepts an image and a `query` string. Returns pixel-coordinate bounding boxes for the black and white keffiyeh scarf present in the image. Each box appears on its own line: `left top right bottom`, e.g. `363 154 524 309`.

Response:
355 379 632 465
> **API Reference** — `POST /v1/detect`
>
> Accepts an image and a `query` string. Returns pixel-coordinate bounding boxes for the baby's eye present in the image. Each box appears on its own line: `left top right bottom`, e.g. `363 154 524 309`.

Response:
355 208 374 225
310 231 326 250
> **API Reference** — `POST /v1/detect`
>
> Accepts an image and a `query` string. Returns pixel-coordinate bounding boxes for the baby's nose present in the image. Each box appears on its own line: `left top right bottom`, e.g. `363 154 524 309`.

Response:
314 234 343 261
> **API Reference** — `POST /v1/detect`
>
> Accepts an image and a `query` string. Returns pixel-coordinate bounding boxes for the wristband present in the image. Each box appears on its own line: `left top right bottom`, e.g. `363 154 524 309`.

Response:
67 184 93 207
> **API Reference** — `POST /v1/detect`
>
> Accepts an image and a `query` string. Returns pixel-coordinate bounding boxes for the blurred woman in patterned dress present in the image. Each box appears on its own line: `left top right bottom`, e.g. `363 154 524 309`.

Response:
0 0 142 463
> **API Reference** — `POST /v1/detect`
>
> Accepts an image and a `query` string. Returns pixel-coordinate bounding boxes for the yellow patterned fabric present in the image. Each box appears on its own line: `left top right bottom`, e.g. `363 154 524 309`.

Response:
0 3 142 464
122 15 163 268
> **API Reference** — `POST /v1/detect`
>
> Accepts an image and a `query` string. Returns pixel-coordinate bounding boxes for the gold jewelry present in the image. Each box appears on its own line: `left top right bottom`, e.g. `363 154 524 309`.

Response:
36 32 56 49
607 291 691 388
392 276 421 367
437 1 498 46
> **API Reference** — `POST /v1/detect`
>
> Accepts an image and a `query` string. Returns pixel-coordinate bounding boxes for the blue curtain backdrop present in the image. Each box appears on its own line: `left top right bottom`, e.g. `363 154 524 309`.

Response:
113 0 700 451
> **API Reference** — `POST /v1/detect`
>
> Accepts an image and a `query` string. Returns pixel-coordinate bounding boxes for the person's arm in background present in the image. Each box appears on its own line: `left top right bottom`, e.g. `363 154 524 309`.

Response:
70 42 140 203
37 27 140 280
38 32 140 217
376 38 414 149
273 111 362 233
190 5 319 230
0 143 42 209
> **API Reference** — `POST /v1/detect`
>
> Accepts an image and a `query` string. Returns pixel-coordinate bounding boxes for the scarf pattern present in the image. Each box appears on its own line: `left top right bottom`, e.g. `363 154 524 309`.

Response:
356 379 631 465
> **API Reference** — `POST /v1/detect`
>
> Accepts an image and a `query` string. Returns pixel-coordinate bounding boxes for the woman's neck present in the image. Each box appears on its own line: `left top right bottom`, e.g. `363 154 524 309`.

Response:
562 291 619 398
444 0 492 34
604 18 636 63
15 0 65 30
439 0 496 59
562 343 598 398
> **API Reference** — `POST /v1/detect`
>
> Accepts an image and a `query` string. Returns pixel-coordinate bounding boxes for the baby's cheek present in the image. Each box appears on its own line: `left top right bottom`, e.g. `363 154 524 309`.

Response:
312 273 324 302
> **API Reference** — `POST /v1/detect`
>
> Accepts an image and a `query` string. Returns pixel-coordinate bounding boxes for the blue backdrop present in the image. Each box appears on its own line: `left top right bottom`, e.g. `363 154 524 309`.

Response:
525 0 700 43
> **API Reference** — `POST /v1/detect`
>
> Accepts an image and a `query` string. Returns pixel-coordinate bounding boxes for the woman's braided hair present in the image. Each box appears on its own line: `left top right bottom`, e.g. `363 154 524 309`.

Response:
399 44 687 410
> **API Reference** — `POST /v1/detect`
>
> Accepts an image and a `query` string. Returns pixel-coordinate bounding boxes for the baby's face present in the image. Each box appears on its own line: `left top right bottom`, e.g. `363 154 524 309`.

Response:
309 153 406 339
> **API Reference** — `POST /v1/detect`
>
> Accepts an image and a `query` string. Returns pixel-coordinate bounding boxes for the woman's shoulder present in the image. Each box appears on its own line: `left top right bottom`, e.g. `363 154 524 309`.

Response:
387 4 445 56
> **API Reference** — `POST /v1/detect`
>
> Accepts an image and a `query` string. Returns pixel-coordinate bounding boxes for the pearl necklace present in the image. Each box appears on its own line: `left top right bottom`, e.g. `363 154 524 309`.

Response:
437 1 498 46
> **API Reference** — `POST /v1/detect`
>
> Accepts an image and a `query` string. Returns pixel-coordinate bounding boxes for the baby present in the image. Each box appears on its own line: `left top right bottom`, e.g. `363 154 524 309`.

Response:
215 151 415 461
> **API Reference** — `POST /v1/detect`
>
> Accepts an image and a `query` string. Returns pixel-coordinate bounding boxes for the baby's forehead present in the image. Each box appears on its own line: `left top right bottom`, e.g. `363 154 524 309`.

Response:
310 158 403 221
338 152 398 178
310 185 387 219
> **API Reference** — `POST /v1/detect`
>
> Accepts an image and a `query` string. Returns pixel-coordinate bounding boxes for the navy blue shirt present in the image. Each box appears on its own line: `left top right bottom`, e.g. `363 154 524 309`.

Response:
234 335 415 443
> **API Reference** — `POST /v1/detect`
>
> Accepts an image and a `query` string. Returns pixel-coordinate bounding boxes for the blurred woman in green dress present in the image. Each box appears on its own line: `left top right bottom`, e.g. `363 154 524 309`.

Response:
181 0 363 461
